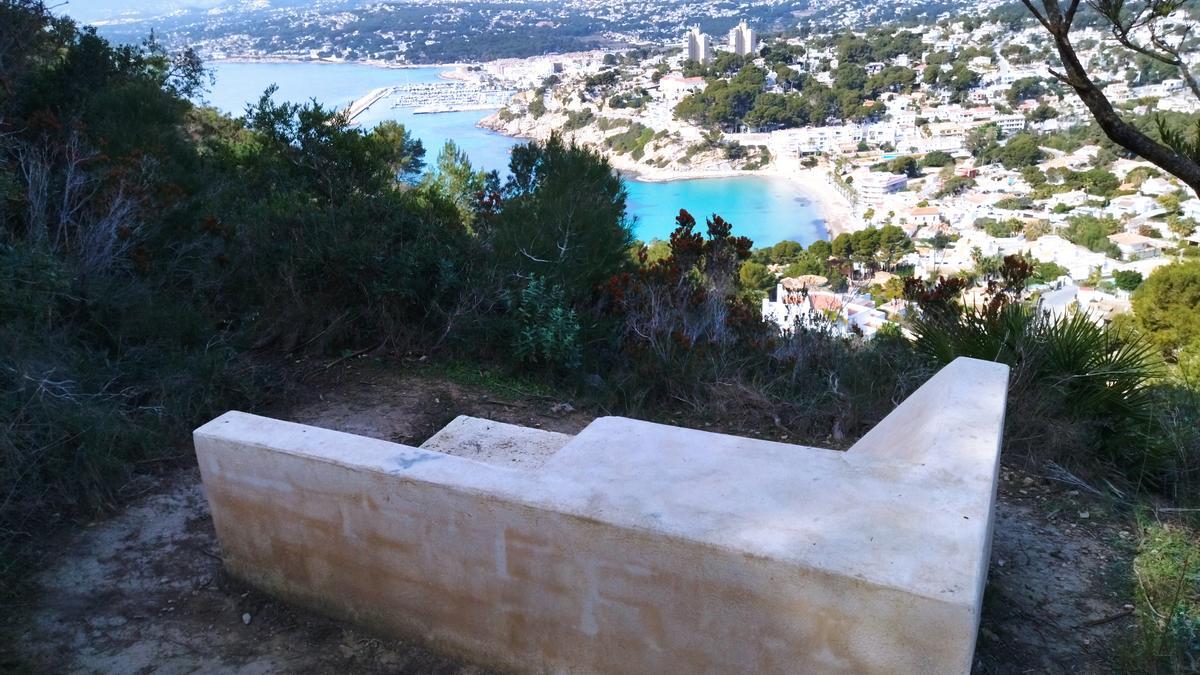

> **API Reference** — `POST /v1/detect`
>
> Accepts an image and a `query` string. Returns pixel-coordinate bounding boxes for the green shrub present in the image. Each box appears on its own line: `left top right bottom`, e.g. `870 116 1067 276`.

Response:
528 96 546 119
562 108 595 131
604 122 655 157
1114 269 1144 291
608 90 651 109
994 196 1033 210
0 243 70 328
998 133 1044 168
1125 522 1200 673
494 135 634 306
1133 261 1200 360
739 261 776 292
921 150 954 167
505 277 582 370
907 269 1164 478
1063 214 1122 256
975 217 1021 237
596 116 630 131
937 175 976 197
1032 260 1069 282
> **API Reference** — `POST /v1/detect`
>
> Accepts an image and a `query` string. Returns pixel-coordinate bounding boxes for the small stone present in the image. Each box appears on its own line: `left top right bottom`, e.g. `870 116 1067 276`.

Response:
1022 476 1034 486
1078 511 1090 519
241 613 252 625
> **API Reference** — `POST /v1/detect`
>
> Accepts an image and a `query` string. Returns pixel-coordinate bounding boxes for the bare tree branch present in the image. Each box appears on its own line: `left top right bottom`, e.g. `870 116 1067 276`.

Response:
1090 0 1200 99
1024 0 1200 195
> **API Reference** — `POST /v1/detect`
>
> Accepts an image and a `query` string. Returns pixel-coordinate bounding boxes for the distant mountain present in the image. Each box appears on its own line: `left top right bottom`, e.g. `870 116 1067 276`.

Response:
64 0 237 23
61 0 353 24
81 0 1000 64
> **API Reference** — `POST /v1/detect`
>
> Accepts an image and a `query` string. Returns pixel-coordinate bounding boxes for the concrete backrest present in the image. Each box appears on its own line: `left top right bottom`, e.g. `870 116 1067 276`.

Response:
194 356 1008 674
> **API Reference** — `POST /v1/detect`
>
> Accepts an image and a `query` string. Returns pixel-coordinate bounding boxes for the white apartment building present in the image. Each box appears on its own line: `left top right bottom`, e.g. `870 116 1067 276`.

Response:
685 26 712 65
858 172 909 204
761 285 891 338
1181 198 1200 222
727 20 757 57
994 114 1027 135
1027 234 1119 279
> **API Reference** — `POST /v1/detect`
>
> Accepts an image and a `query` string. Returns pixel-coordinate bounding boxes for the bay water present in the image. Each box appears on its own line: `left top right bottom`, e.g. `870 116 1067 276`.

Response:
206 61 827 246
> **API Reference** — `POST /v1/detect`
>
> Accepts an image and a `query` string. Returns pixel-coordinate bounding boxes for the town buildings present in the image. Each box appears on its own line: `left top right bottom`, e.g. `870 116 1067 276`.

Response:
659 73 707 102
685 25 712 65
727 20 757 57
481 13 1199 328
858 173 910 204
761 279 893 338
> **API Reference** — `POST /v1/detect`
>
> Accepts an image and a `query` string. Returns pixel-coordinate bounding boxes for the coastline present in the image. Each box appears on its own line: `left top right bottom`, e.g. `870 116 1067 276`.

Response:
790 167 857 238
482 119 858 239
209 56 858 241
208 56 468 71
613 163 856 238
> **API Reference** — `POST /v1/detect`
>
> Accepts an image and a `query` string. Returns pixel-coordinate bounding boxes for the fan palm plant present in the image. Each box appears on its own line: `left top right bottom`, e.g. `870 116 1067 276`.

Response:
910 302 1164 477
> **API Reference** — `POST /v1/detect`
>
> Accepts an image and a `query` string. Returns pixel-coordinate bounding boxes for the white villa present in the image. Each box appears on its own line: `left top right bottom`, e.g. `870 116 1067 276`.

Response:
761 279 892 338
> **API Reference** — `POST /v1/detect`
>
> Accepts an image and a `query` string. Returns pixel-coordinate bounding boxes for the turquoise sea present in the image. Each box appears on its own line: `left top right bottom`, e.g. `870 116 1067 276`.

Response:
205 61 827 246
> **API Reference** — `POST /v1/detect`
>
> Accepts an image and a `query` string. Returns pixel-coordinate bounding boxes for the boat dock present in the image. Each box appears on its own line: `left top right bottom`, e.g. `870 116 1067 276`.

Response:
389 82 515 110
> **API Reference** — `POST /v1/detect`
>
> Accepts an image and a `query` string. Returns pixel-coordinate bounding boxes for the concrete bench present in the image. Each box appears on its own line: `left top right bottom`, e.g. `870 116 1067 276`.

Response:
194 357 1008 674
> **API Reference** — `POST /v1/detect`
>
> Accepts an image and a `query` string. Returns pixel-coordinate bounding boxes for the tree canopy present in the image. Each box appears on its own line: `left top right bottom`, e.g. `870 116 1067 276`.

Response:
1133 261 1200 359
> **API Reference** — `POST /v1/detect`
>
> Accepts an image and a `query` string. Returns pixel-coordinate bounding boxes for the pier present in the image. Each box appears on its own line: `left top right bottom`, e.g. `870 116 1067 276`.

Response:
343 87 391 123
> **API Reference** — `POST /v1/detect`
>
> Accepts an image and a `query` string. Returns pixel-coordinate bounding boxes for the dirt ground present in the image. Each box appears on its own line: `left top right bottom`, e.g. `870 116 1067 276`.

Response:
5 361 1139 674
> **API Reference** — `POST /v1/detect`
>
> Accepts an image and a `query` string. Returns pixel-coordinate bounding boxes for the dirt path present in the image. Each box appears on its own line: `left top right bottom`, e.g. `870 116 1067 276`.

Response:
6 363 1137 673
974 469 1137 673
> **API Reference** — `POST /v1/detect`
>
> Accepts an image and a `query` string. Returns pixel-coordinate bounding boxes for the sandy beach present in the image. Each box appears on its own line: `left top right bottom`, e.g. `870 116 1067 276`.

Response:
480 114 860 239
788 167 858 237
614 163 858 237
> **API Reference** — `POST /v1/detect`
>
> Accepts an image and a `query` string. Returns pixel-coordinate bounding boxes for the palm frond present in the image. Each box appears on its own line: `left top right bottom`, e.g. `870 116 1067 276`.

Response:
1155 115 1200 164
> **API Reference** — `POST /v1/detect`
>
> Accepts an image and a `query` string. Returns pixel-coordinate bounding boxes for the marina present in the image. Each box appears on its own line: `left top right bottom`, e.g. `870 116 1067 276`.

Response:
388 81 516 109
344 81 517 119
